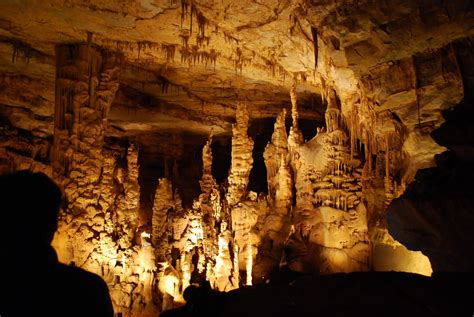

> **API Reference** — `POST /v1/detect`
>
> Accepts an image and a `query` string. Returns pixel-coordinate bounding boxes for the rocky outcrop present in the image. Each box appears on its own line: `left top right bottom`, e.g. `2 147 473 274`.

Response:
52 44 121 214
286 88 370 273
387 96 474 272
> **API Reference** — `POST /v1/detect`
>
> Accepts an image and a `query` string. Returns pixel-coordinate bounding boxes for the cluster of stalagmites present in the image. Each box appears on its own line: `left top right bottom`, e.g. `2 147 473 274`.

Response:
0 80 409 317
0 44 410 316
0 81 412 317
148 83 409 311
287 88 370 273
47 44 158 316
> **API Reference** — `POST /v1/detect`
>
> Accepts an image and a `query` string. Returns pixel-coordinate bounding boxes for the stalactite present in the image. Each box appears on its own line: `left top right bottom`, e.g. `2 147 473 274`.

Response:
290 81 299 130
194 6 207 38
311 27 318 69
180 0 189 30
161 44 176 63
367 141 372 175
385 137 390 178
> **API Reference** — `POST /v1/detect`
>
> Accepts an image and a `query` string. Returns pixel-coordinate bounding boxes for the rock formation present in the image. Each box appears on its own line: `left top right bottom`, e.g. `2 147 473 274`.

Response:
226 103 254 207
285 87 371 273
52 44 121 215
387 95 474 272
1 1 473 316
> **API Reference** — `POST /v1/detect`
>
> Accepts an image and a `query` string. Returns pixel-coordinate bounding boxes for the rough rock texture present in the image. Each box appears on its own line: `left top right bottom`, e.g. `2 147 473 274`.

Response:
1 1 473 316
388 96 474 272
152 178 175 261
263 108 288 200
52 44 120 214
286 88 370 273
226 103 254 207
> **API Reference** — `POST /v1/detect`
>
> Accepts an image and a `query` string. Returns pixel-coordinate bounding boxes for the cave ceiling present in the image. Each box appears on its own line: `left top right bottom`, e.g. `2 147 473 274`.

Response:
0 0 473 155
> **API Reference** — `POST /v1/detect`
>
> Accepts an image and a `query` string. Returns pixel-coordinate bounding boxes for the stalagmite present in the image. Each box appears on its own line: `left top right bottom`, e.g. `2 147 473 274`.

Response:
325 89 340 133
226 103 254 207
263 108 288 200
286 88 370 274
213 221 234 291
246 243 253 286
288 81 304 148
4 2 471 315
199 134 216 196
254 151 293 280
115 144 141 248
151 178 174 260
232 245 240 286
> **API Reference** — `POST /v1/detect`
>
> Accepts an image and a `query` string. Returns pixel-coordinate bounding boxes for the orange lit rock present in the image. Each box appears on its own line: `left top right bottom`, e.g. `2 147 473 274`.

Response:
1 1 473 315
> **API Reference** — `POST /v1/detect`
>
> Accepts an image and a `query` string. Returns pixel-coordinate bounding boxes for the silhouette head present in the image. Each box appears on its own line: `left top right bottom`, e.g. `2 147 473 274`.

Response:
183 284 200 304
0 170 62 246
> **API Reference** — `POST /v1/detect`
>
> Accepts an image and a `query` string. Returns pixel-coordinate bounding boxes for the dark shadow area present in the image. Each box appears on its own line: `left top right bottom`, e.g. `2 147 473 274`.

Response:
248 118 274 194
387 39 474 273
0 171 114 317
211 135 232 185
134 131 208 212
285 118 320 142
162 271 474 316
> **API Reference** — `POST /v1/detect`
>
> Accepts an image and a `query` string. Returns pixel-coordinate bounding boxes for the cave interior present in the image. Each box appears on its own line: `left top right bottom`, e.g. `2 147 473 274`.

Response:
0 0 473 316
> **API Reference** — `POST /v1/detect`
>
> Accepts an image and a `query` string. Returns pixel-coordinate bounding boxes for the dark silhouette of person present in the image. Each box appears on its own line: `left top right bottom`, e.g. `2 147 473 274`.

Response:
0 171 114 317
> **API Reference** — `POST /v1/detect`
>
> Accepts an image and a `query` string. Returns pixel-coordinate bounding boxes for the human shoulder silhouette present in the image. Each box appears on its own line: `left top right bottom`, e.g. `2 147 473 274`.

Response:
0 170 114 317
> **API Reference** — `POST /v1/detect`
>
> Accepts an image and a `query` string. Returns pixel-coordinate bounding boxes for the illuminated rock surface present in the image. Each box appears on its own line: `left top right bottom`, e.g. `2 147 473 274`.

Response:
0 0 473 315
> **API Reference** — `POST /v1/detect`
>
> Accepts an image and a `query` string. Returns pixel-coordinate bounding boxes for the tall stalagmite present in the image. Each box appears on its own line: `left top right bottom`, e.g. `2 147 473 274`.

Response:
226 103 254 207
255 111 293 280
52 44 120 214
288 82 304 149
263 108 288 201
152 178 175 262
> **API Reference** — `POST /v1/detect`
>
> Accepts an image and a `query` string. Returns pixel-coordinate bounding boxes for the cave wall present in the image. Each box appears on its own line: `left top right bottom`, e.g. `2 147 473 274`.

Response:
0 1 473 316
387 39 474 272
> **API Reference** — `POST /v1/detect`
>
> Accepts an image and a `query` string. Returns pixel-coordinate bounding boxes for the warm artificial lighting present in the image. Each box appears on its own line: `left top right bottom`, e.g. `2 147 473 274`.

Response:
246 244 253 286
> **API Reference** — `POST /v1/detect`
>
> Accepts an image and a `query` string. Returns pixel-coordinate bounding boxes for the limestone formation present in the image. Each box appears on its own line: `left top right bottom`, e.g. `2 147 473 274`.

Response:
263 108 288 201
226 103 254 208
285 87 371 273
2 1 474 316
199 134 216 197
152 178 174 261
52 44 121 215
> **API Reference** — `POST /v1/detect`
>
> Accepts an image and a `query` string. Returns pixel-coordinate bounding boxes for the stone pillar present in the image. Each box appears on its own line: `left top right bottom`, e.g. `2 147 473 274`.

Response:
52 43 121 214
226 103 254 207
